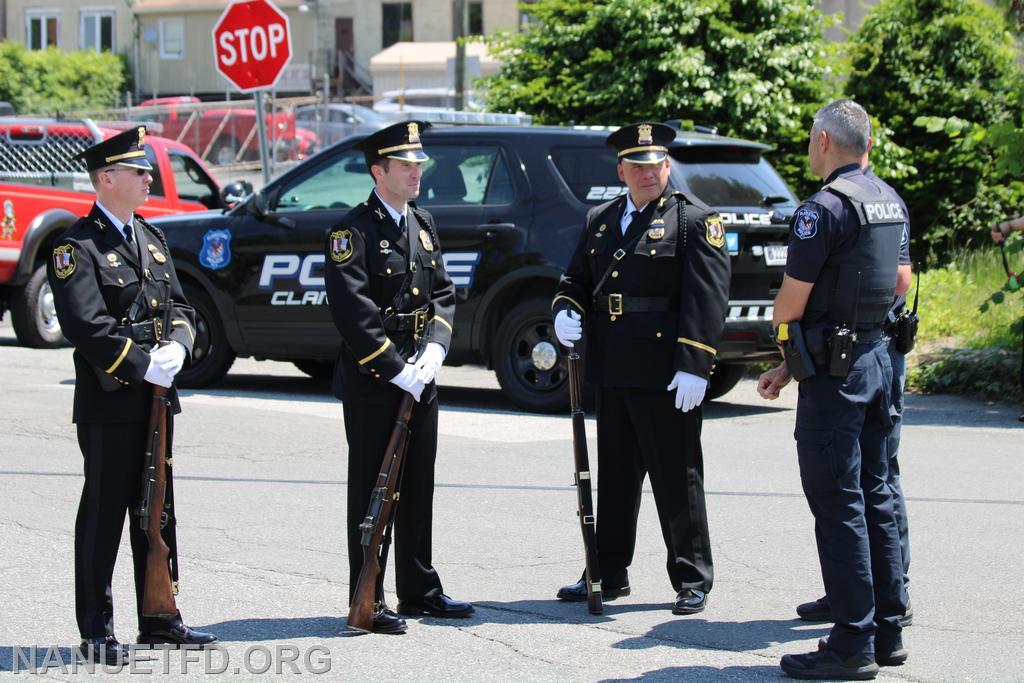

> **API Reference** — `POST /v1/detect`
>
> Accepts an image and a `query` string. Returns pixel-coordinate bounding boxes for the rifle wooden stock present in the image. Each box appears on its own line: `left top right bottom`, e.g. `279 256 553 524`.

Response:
348 392 416 633
141 384 178 618
568 351 603 615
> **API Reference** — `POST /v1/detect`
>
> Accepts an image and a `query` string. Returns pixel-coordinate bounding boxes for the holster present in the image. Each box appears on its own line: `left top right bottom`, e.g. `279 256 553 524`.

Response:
778 322 816 382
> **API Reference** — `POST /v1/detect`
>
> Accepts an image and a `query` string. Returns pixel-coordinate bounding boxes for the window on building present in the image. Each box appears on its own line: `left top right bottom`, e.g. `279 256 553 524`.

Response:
81 11 114 52
26 11 60 49
382 3 413 48
451 1 483 37
159 17 185 60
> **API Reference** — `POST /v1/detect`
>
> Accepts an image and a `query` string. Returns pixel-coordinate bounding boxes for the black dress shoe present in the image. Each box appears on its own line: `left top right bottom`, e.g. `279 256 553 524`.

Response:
397 594 474 618
780 648 879 680
78 636 128 665
556 579 630 602
137 623 219 647
371 607 407 634
798 595 913 627
818 635 907 667
672 587 707 615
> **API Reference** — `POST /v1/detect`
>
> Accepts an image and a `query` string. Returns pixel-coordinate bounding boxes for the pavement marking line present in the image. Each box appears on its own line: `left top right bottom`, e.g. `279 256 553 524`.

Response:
2 470 1022 506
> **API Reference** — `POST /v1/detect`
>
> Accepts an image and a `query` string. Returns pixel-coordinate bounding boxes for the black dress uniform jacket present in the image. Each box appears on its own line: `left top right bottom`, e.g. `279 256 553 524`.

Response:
48 204 196 422
553 187 731 385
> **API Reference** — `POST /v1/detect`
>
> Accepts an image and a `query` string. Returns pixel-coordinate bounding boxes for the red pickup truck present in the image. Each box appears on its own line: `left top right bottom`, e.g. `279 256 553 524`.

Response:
0 118 243 347
135 96 317 166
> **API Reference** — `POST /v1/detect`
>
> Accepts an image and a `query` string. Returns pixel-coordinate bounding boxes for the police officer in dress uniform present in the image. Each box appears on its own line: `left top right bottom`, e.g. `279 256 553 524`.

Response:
552 122 731 614
796 163 915 629
324 121 473 635
47 127 218 664
757 100 909 680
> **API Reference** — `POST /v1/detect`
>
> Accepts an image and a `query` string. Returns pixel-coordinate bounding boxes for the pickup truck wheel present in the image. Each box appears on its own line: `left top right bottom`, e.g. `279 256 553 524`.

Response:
293 359 334 382
210 138 241 166
492 299 569 413
707 362 745 401
10 263 64 348
175 286 235 388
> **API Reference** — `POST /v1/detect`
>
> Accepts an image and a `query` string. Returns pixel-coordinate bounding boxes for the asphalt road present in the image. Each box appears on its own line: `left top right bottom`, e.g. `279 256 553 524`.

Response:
1 316 1021 681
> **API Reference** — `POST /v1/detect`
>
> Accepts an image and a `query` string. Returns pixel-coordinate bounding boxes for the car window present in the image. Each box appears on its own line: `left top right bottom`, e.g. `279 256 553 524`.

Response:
329 109 353 124
168 152 219 208
418 145 511 207
550 146 625 203
273 147 372 212
669 147 797 207
145 145 165 197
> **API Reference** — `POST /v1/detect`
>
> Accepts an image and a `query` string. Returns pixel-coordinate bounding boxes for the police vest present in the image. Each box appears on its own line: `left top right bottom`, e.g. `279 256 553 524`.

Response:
804 176 904 328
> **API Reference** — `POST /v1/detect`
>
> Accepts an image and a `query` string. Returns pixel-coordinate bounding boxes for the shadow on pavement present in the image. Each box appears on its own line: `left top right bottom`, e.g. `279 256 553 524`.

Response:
600 665 781 681
194 616 347 642
0 646 79 672
611 616 827 652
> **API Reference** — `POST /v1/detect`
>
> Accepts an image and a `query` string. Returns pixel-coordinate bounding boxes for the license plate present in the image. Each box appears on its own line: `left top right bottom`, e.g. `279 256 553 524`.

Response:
764 244 788 266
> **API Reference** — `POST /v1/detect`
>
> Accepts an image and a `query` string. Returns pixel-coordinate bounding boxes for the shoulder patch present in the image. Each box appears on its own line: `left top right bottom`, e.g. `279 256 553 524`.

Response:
901 223 909 248
704 215 726 248
793 207 820 240
53 244 76 279
330 228 354 263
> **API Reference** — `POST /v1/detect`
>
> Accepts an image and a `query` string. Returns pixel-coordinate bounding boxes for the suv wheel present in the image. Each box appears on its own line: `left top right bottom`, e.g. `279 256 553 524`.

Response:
492 299 569 413
175 286 235 388
10 263 64 348
293 359 334 382
708 362 745 401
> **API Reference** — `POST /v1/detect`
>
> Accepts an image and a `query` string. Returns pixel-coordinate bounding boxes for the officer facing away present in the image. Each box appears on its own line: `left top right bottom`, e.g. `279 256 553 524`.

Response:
757 100 909 680
47 127 218 664
324 121 472 635
552 122 731 615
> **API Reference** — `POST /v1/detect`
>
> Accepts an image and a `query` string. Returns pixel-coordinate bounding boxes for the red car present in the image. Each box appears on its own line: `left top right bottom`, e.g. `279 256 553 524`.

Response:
135 96 317 166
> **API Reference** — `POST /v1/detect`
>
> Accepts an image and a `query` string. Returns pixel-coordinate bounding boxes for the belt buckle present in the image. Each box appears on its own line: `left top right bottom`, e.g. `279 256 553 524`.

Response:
413 309 427 336
152 318 163 342
608 293 623 316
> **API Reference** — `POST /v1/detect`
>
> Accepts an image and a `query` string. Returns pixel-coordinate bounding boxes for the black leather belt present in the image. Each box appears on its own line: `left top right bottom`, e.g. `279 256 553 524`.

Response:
854 328 884 344
383 309 428 335
595 295 676 315
117 318 162 344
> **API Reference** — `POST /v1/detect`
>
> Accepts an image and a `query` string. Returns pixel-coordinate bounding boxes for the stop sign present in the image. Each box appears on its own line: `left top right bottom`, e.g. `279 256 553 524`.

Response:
212 0 292 92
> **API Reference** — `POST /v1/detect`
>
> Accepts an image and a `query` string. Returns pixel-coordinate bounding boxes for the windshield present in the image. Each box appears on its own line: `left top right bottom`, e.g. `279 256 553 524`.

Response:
669 147 797 208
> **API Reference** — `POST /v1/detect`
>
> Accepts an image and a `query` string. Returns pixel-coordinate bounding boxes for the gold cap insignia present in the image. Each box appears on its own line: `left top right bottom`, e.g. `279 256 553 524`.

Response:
407 122 420 144
137 127 146 146
330 228 354 263
419 228 434 252
638 124 653 146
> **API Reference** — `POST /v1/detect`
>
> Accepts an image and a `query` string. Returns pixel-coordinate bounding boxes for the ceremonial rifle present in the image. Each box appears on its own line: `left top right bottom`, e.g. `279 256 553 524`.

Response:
347 392 416 632
567 351 602 615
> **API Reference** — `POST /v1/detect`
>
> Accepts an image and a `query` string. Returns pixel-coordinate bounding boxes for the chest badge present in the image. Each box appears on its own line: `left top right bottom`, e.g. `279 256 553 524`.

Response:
647 219 665 240
418 229 434 252
330 228 354 263
53 244 76 279
106 252 121 267
147 243 167 264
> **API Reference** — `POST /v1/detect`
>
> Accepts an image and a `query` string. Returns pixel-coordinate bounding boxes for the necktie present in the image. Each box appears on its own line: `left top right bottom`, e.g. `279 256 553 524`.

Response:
123 225 133 244
623 210 640 236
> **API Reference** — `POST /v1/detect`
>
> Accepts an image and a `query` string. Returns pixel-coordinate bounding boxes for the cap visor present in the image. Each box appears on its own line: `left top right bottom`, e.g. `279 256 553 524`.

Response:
117 158 153 170
621 151 667 164
387 150 429 163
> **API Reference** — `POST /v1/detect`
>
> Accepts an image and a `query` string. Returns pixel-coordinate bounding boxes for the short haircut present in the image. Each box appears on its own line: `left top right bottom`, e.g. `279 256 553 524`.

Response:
812 99 871 155
366 156 391 176
88 168 105 188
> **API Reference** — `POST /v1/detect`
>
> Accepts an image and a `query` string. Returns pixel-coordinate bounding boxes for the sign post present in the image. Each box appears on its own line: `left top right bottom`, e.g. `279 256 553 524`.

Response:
212 0 293 183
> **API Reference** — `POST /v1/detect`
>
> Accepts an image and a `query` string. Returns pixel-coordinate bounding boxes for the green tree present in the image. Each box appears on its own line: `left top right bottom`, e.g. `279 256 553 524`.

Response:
844 0 1023 262
0 42 126 114
484 0 841 197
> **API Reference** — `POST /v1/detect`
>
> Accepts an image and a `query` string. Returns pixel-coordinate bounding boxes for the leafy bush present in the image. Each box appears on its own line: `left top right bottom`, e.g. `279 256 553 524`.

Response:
844 0 1023 263
484 0 840 198
0 42 126 114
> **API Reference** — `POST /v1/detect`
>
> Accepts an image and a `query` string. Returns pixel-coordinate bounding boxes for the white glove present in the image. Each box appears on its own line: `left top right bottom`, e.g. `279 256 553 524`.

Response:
150 341 187 379
388 363 425 402
408 342 446 385
554 309 582 347
144 356 174 388
667 371 708 412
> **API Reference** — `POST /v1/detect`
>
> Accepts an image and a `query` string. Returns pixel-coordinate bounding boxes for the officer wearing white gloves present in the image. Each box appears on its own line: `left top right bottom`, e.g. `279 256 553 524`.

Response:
47 127 217 663
551 122 731 615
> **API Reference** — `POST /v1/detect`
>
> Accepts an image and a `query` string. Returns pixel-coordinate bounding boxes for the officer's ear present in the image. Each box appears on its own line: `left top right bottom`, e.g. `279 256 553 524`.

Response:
866 136 874 155
616 161 626 183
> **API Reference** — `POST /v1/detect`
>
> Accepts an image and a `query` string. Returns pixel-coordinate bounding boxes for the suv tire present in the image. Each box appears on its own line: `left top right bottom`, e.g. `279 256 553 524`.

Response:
10 263 64 348
492 298 569 413
293 359 334 382
708 362 745 401
176 285 235 388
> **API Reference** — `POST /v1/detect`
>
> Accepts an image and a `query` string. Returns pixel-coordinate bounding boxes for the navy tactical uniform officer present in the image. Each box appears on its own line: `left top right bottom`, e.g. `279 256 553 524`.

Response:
552 122 731 614
796 163 915 629
47 127 218 664
756 100 909 680
324 121 472 635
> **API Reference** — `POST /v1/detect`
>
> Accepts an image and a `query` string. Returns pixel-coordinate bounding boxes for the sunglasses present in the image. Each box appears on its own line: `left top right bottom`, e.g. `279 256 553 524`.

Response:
104 167 148 176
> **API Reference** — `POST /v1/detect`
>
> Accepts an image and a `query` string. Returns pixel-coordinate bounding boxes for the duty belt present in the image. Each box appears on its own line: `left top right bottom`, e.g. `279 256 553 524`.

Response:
383 309 428 335
595 295 676 315
117 318 163 344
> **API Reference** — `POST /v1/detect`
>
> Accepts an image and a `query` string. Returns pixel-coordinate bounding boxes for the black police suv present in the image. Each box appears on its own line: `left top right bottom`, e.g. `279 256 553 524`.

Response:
150 124 797 412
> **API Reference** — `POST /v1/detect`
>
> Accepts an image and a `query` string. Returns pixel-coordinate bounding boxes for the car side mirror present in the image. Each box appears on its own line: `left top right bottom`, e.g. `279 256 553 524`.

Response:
221 180 254 208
